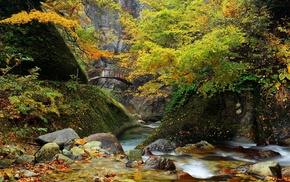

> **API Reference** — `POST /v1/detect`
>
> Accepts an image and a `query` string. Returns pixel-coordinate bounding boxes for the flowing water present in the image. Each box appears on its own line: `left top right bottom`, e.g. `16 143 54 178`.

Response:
41 124 290 181
119 124 290 181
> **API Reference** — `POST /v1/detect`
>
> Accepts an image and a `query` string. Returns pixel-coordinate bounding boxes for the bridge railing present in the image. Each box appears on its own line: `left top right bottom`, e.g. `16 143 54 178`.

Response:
102 69 123 78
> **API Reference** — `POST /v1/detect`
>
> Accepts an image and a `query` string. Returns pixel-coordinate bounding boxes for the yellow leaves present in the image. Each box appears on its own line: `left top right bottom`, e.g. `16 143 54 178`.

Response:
275 82 281 90
0 10 80 30
134 169 142 180
222 1 243 19
0 111 4 118
0 168 14 180
137 81 168 97
287 64 290 74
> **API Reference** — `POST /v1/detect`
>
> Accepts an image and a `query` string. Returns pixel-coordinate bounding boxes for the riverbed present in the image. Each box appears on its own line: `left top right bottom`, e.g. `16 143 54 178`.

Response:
40 124 290 181
119 124 290 181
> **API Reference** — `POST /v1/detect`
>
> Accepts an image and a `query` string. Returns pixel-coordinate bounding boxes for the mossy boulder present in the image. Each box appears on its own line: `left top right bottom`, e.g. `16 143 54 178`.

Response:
0 80 138 140
139 91 257 148
47 83 138 138
0 0 87 83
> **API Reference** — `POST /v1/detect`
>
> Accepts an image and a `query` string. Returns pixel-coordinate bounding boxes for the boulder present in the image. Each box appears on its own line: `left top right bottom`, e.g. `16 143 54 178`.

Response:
35 128 80 148
70 146 85 156
246 150 281 160
35 143 60 163
0 1 88 83
84 133 124 154
246 161 282 178
0 145 25 167
128 95 171 122
15 154 35 164
125 149 142 161
282 166 290 177
175 141 215 154
83 141 102 149
145 156 176 171
145 139 176 152
139 92 257 147
0 145 25 159
53 154 75 164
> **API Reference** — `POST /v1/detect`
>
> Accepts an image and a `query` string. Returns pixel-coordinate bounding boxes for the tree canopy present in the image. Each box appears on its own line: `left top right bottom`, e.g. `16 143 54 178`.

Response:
119 0 290 99
1 0 290 101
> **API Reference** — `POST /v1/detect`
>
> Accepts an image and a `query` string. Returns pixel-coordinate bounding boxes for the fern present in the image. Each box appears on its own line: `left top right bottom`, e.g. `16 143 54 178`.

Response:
165 84 196 113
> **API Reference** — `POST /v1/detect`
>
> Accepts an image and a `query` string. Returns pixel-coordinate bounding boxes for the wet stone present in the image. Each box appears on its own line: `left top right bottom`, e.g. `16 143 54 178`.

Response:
145 156 176 171
35 143 60 163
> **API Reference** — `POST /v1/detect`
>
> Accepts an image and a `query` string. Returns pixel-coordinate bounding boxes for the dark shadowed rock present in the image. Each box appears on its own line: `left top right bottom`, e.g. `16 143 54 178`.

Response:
145 139 176 152
84 133 124 154
145 156 176 171
35 128 80 148
247 150 281 160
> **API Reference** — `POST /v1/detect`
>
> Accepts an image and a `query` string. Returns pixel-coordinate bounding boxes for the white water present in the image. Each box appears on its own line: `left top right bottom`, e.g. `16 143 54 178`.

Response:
119 126 290 179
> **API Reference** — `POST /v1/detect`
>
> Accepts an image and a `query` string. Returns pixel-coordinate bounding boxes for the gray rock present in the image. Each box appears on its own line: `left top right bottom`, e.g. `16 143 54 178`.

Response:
54 154 75 164
146 139 176 152
0 159 15 168
35 143 60 163
246 150 281 160
246 161 282 178
15 154 35 164
0 145 24 159
63 139 75 151
83 141 102 149
0 145 26 168
62 149 72 156
35 128 80 148
70 146 85 156
145 156 176 171
84 133 124 154
0 163 10 169
129 95 171 122
22 169 39 178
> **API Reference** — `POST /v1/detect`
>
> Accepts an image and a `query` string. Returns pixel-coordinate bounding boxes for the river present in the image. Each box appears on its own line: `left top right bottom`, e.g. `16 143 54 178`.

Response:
40 124 290 181
119 123 290 181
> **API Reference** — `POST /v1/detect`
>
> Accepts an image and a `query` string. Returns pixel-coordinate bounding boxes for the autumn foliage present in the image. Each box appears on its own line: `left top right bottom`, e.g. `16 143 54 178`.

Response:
118 0 290 98
0 2 112 64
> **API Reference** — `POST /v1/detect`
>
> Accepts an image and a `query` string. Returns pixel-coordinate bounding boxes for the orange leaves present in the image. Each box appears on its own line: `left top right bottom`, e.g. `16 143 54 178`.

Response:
78 41 113 60
134 169 142 180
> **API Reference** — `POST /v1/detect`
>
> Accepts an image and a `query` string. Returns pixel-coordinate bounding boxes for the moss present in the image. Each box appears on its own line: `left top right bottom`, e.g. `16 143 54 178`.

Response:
0 78 138 138
138 92 242 148
46 82 138 137
0 0 87 83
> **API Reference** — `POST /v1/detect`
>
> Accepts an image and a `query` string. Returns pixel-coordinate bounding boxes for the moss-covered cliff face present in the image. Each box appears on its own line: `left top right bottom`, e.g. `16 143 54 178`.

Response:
139 87 290 148
139 91 258 148
41 82 138 137
58 84 138 137
0 78 137 138
0 0 87 83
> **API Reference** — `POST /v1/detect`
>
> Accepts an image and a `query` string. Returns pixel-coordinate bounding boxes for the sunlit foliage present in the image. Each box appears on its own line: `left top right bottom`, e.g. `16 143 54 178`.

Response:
0 0 112 69
119 0 290 98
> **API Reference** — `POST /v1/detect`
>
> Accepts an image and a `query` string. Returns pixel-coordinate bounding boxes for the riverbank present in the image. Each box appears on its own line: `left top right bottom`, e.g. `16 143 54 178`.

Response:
2 126 290 181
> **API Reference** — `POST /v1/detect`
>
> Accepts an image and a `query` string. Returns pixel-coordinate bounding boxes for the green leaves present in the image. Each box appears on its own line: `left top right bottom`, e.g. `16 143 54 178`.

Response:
120 0 251 96
279 73 290 81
